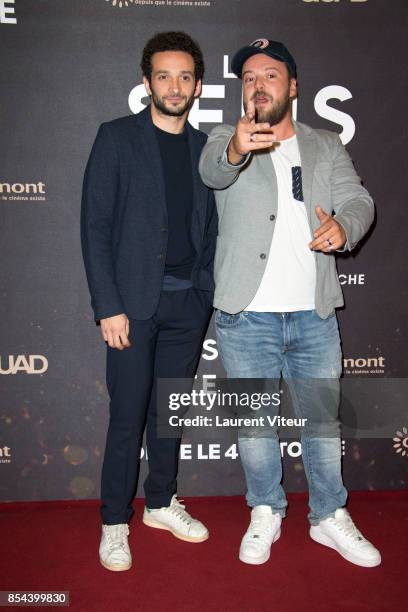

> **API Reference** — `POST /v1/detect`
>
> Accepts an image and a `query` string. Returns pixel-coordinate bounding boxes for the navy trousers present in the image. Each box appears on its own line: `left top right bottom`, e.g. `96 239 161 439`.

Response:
100 288 212 524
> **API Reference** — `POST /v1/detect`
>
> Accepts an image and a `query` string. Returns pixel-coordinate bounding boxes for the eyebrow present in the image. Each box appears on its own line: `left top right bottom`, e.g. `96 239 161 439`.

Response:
154 69 194 75
242 66 282 77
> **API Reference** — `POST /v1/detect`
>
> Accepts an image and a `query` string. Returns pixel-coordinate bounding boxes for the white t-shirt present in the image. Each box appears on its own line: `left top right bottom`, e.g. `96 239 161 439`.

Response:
245 135 316 312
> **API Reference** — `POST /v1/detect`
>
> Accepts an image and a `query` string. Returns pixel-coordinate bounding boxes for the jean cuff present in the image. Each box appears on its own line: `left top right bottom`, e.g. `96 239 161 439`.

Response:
309 508 340 526
248 503 286 519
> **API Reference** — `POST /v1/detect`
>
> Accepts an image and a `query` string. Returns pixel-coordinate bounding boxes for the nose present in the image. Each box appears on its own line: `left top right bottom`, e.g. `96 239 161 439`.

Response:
168 78 181 93
254 74 265 91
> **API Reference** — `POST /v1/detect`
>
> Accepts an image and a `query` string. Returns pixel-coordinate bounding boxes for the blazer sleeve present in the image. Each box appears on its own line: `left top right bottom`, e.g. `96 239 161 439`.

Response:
330 134 375 251
80 123 125 321
199 124 251 190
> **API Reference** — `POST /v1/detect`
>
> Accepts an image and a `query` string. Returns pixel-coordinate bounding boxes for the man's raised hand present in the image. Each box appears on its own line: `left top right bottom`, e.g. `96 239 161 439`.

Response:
227 99 276 165
100 313 131 350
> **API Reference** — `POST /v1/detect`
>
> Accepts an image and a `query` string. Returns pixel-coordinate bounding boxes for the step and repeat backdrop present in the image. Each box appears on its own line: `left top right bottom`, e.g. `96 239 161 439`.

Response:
1 0 407 502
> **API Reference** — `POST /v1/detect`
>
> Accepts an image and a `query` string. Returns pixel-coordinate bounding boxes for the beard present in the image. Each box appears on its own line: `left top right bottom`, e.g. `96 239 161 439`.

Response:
150 88 195 118
247 86 291 126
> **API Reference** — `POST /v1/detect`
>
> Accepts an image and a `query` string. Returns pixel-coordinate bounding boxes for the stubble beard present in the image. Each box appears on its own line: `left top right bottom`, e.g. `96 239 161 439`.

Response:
150 88 195 118
249 87 292 126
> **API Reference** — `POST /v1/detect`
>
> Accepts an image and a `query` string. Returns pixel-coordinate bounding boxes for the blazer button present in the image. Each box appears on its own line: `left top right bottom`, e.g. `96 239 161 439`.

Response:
161 227 168 232
260 253 266 260
269 214 276 221
157 254 164 260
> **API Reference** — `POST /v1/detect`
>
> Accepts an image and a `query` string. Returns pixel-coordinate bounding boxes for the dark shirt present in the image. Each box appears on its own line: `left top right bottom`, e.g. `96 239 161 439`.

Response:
154 125 195 280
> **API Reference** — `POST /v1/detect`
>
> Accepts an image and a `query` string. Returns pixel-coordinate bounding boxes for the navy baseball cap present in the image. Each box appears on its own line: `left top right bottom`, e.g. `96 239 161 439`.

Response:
231 38 297 79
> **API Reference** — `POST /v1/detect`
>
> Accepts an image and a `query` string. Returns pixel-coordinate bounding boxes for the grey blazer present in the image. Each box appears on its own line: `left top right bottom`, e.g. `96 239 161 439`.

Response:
199 121 374 318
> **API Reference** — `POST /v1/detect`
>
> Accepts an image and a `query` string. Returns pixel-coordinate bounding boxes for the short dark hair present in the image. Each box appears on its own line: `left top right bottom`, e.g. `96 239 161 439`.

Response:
141 31 204 83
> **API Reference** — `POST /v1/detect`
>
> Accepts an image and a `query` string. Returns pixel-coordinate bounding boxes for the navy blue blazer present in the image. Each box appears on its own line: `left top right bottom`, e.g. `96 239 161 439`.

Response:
81 106 217 321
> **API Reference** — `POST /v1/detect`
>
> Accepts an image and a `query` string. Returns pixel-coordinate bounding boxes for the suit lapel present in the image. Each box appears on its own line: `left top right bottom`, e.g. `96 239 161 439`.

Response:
132 106 167 217
294 121 317 224
131 108 205 252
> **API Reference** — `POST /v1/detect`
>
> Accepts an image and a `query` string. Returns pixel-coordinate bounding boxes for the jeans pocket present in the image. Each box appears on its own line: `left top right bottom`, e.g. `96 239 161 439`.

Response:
311 309 336 322
215 309 243 327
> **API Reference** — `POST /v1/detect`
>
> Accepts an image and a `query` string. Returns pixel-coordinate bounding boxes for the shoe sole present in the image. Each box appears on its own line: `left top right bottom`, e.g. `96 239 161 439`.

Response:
99 558 132 572
142 515 209 543
309 526 381 568
239 529 281 565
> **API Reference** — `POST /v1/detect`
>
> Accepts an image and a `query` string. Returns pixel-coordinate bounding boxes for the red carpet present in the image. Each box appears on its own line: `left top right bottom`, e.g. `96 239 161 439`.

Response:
1 492 406 611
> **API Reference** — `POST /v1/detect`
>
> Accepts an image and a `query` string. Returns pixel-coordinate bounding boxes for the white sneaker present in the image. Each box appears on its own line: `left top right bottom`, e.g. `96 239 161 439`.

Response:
310 508 381 567
239 506 282 565
99 523 132 571
142 495 209 543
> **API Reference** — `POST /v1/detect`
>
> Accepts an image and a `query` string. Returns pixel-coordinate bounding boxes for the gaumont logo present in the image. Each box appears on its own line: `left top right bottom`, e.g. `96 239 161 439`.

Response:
393 427 408 458
0 0 16 24
0 355 48 375
0 181 46 202
106 0 134 7
0 446 11 464
343 356 385 375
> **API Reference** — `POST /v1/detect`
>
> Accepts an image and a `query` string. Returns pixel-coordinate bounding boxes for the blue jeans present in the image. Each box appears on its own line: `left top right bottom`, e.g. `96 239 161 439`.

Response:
215 309 348 525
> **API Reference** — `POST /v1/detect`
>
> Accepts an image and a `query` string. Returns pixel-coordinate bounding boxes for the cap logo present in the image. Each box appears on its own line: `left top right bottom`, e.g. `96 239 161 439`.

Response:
250 38 269 49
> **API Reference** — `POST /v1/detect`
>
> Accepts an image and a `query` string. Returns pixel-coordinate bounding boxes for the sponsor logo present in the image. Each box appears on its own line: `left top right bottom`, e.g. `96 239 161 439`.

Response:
105 0 134 7
1 181 46 202
0 446 11 464
343 356 385 376
339 273 365 286
393 427 408 458
0 0 16 24
0 355 48 375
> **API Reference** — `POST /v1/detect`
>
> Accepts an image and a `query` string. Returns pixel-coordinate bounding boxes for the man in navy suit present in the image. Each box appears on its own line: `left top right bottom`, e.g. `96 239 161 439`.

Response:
81 31 217 571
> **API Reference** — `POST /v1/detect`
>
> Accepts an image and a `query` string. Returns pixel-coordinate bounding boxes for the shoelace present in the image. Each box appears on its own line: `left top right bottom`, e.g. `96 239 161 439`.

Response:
105 525 129 552
167 498 192 524
328 513 364 542
247 515 274 543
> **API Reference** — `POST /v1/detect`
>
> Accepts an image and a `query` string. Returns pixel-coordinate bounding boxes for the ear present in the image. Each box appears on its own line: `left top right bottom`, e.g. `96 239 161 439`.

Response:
194 79 202 98
143 76 152 96
289 78 298 100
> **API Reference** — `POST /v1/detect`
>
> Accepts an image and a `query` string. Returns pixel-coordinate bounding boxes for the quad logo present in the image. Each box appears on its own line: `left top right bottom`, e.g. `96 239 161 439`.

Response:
0 355 48 375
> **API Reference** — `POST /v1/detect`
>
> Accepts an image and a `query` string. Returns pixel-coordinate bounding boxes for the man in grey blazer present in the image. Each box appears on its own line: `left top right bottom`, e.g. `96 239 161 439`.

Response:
199 39 381 568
